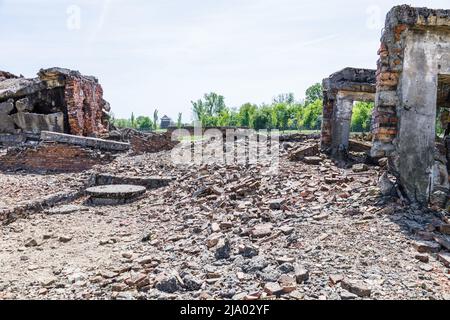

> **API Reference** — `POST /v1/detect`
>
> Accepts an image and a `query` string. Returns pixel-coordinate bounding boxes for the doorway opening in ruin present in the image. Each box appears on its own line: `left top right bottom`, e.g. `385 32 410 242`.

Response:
350 100 374 140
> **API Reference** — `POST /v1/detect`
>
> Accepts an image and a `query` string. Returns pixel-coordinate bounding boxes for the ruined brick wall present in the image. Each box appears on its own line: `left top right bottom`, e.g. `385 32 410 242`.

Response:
320 93 334 149
39 68 110 137
371 5 450 157
0 143 111 173
64 75 109 136
0 68 110 138
109 128 179 154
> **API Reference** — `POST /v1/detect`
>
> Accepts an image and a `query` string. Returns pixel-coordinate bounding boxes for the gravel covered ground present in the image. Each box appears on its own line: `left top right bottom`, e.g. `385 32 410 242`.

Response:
0 139 449 300
0 172 84 209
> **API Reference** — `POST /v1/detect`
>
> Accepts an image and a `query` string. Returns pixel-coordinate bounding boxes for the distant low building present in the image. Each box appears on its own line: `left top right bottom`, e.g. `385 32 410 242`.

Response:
160 115 174 129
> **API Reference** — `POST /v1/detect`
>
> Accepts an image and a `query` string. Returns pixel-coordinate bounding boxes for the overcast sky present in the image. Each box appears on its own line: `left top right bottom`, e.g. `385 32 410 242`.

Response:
0 0 448 121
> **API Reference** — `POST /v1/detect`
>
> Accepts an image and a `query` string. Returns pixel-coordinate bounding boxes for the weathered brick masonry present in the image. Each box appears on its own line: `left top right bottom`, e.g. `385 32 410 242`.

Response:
0 67 110 137
0 143 112 173
372 5 450 157
39 68 110 137
371 5 450 205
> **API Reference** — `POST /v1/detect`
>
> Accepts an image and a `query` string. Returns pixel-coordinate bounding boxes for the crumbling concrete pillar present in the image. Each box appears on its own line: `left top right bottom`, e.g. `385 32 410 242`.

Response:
330 95 353 158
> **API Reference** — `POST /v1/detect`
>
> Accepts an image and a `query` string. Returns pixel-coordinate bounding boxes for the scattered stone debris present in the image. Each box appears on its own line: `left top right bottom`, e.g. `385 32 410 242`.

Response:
1 132 448 301
2 4 450 301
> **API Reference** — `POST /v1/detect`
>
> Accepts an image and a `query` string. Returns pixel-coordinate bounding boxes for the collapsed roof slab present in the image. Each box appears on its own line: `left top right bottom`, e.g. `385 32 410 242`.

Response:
372 5 450 206
321 68 376 159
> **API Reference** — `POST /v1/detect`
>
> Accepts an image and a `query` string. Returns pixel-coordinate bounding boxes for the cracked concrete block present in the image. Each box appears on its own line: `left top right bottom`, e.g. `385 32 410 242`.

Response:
11 112 65 134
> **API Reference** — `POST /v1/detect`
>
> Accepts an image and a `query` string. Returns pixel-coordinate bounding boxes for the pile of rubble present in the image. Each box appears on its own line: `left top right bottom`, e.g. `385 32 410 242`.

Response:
0 136 448 300
0 68 110 137
109 128 179 155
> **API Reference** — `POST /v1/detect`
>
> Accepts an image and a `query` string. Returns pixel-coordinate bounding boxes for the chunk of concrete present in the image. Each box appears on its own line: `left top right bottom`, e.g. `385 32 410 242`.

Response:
15 97 34 112
0 99 14 114
0 115 16 134
12 112 64 134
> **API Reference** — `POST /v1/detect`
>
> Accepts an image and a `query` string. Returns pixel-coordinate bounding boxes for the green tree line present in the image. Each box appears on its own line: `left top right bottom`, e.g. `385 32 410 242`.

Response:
191 84 324 131
112 83 374 133
112 110 160 131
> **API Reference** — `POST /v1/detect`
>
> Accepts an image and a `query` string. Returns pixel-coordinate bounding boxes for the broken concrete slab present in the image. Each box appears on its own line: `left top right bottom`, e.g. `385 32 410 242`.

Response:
352 164 369 173
0 78 45 101
94 174 174 190
86 185 146 205
41 131 130 152
12 112 65 134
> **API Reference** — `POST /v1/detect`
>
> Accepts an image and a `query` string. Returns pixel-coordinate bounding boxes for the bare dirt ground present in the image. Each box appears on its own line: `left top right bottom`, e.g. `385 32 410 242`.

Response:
0 173 83 209
0 139 449 300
